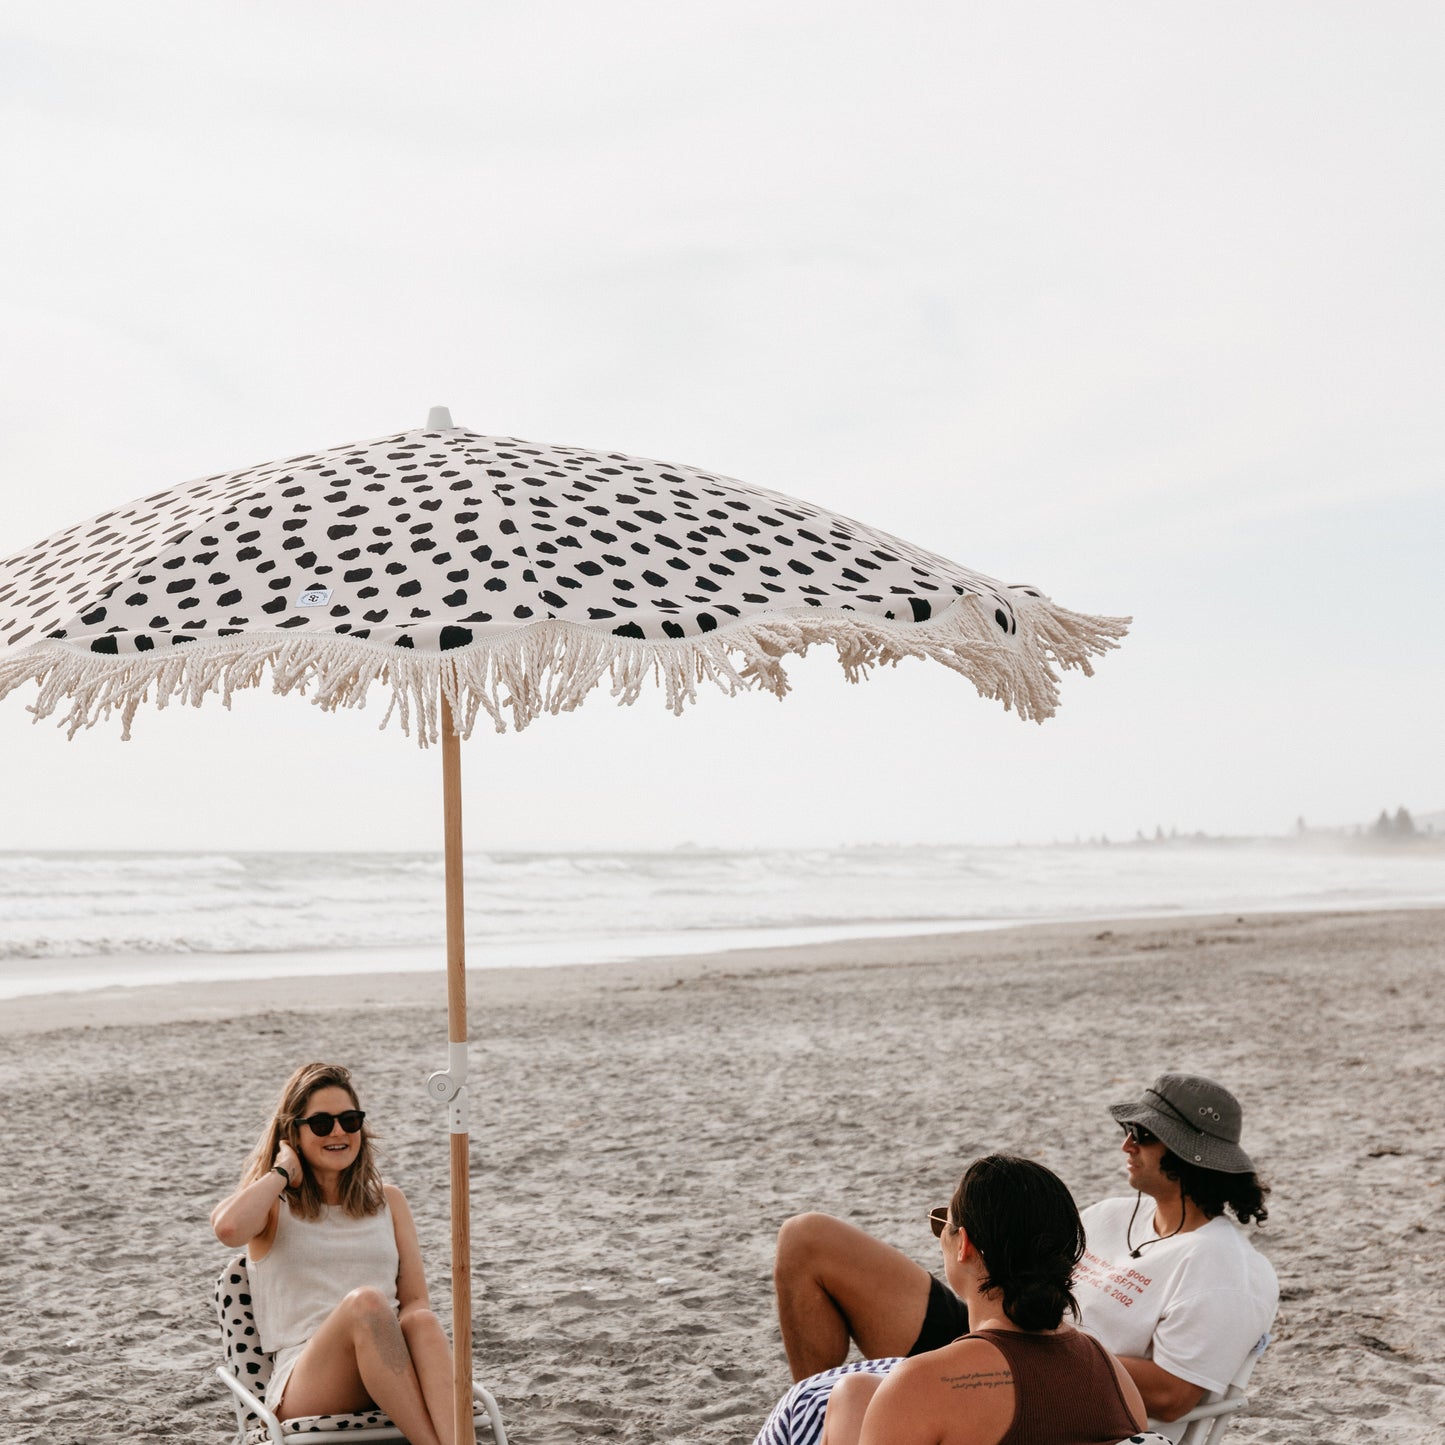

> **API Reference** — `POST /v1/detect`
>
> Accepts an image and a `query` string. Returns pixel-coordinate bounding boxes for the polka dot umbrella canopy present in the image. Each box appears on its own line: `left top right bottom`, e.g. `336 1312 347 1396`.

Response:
0 409 1128 1440
0 409 1127 740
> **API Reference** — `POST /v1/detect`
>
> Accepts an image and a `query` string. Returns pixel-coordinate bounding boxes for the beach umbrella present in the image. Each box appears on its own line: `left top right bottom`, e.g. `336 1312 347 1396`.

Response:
0 408 1129 1440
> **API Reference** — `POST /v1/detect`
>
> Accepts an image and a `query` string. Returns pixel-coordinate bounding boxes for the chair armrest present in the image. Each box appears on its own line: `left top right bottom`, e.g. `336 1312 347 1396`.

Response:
1178 1393 1248 1422
215 1365 288 1444
472 1380 509 1445
1163 1390 1249 1425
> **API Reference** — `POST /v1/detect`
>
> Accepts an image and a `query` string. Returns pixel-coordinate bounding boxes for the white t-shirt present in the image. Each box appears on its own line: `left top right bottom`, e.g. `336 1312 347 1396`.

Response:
1075 1196 1278 1395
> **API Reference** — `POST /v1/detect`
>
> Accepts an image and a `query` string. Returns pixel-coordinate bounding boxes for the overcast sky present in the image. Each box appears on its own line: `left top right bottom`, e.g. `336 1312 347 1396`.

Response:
2 1 1441 852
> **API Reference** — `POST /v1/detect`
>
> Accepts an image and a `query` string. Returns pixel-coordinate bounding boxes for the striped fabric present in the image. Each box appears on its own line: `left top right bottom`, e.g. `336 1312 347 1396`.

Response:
751 1358 902 1445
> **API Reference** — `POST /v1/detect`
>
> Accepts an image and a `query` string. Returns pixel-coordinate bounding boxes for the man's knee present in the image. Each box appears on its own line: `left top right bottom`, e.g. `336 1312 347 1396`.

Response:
776 1211 849 1280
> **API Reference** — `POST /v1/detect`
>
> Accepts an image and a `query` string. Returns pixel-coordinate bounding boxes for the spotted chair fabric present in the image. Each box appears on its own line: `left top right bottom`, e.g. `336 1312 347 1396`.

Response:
213 1255 394 1441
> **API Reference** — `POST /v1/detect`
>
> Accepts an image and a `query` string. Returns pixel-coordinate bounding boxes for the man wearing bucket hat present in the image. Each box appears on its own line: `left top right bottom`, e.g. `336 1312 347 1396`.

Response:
772 1072 1278 1424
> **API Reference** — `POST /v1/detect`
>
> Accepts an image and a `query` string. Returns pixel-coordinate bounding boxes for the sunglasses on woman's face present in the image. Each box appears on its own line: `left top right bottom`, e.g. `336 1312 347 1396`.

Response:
296 1110 366 1137
928 1206 953 1238
1120 1122 1158 1146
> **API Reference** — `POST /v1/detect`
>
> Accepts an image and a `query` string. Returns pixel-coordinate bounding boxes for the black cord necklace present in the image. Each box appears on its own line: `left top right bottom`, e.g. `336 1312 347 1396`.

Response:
1125 1184 1188 1259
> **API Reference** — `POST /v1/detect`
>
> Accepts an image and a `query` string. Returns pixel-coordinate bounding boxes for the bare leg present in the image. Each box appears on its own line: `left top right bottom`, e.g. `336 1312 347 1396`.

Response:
401 1305 456 1445
820 1373 887 1445
774 1213 935 1381
277 1287 443 1445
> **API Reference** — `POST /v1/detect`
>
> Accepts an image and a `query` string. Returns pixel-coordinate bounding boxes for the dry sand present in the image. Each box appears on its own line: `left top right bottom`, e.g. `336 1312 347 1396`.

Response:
1 908 1442 1443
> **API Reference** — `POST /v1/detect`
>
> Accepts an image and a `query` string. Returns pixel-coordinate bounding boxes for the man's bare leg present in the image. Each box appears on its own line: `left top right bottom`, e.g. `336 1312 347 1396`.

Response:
774 1213 935 1381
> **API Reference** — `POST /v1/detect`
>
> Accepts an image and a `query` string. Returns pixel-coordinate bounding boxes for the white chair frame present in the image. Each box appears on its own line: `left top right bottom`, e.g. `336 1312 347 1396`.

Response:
1147 1324 1272 1445
215 1367 508 1445
215 1254 508 1445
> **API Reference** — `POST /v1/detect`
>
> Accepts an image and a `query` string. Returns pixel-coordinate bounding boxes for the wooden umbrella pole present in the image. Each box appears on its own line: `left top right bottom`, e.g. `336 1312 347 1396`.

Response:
440 695 477 1445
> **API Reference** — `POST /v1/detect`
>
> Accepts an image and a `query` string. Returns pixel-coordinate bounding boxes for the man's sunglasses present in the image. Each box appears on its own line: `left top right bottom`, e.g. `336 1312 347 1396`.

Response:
295 1110 366 1137
928 1206 954 1238
1120 1121 1158 1146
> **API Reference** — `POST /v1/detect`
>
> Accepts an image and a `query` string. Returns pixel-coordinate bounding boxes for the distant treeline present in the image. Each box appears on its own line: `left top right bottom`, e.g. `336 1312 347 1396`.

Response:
1295 806 1436 843
1369 807 1423 839
1294 809 1439 849
1110 807 1441 849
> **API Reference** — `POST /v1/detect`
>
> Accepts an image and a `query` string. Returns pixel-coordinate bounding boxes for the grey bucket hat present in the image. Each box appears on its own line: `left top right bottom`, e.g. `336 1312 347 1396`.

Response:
1109 1073 1256 1174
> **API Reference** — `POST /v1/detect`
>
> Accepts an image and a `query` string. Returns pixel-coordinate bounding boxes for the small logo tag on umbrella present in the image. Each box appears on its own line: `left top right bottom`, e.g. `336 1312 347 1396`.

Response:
295 587 333 608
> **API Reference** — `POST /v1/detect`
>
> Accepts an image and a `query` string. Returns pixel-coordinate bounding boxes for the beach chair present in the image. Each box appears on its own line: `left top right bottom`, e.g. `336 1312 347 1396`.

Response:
214 1255 508 1445
1146 1327 1272 1445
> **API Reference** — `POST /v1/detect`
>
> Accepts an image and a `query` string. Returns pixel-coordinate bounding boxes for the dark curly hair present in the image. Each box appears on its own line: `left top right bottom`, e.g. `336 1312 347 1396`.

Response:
950 1154 1085 1332
1159 1151 1270 1225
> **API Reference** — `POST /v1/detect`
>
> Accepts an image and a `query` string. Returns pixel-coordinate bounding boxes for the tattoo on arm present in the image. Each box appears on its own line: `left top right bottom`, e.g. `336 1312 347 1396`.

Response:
940 1369 1012 1392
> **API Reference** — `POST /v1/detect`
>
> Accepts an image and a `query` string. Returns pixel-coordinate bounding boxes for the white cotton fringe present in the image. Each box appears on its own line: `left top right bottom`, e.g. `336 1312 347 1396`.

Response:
0 594 1129 747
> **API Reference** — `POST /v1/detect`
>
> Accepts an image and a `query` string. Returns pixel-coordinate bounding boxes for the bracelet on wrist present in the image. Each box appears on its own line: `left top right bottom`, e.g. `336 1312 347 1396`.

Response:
272 1164 293 1189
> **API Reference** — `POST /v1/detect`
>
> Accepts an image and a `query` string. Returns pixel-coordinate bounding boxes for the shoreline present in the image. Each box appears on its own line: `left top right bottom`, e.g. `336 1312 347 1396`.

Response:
0 917 1015 1007
8 839 1445 1006
5 903 1443 1038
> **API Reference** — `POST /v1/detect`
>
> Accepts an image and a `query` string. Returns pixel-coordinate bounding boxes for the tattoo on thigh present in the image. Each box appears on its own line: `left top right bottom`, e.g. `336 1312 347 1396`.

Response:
940 1369 1012 1392
368 1312 410 1374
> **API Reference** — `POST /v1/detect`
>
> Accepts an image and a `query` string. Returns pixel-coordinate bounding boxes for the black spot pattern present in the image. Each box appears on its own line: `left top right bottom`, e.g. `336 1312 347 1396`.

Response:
1 429 1024 656
213 1254 496 1440
213 1254 393 1438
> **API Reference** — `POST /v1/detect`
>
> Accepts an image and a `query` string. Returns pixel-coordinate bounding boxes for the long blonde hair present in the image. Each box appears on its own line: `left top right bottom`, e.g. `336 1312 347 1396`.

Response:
242 1062 384 1219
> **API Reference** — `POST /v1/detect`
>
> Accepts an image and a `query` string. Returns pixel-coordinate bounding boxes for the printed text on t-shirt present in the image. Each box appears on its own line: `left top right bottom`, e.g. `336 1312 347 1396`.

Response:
1075 1248 1152 1309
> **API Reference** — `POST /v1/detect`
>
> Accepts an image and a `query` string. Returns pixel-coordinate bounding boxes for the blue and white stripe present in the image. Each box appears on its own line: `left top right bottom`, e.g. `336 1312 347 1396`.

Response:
751 1358 902 1445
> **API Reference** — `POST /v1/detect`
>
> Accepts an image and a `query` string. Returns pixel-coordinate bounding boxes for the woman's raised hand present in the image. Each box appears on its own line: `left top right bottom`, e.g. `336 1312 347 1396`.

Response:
275 1139 302 1187
211 1138 302 1247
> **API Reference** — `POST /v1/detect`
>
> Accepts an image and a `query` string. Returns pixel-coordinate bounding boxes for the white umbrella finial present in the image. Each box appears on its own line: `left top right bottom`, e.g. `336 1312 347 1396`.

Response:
427 406 454 430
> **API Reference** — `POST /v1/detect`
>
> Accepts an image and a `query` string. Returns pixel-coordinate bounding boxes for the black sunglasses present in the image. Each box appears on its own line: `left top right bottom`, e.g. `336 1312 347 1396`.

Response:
928 1206 954 1238
295 1110 366 1137
1120 1121 1158 1146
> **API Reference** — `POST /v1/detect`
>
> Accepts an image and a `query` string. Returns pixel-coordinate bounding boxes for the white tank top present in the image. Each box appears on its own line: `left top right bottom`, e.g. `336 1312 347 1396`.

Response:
250 1196 400 1353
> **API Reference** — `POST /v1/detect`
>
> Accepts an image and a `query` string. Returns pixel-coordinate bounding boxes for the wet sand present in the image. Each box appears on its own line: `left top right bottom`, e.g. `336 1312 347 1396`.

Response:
1 908 1441 1442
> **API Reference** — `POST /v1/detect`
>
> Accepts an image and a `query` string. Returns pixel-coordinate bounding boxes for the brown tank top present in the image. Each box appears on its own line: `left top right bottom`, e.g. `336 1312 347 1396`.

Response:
969 1327 1142 1445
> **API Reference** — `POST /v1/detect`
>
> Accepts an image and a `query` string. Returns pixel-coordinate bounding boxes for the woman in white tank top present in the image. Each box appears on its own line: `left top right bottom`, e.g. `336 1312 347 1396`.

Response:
210 1062 458 1445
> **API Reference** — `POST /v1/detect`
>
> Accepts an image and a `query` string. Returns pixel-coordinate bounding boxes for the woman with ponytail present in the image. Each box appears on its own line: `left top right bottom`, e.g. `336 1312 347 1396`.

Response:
756 1154 1148 1445
210 1063 457 1445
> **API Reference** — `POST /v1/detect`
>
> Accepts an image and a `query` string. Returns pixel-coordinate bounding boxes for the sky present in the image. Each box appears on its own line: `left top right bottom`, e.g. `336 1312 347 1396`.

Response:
1 1 1442 852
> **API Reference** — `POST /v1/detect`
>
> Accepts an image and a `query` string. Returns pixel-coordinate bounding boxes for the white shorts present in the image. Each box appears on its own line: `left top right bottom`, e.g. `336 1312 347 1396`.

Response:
264 1342 307 1413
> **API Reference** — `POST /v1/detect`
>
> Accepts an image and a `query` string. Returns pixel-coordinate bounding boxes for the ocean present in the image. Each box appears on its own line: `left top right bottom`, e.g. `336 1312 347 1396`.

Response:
1 842 1442 999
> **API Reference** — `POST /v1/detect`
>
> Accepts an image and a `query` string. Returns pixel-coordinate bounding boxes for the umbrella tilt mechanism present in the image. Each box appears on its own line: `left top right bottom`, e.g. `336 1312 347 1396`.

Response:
427 1040 470 1134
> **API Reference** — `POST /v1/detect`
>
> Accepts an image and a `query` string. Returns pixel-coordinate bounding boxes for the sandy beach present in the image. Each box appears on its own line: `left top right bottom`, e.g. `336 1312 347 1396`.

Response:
1 906 1441 1443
